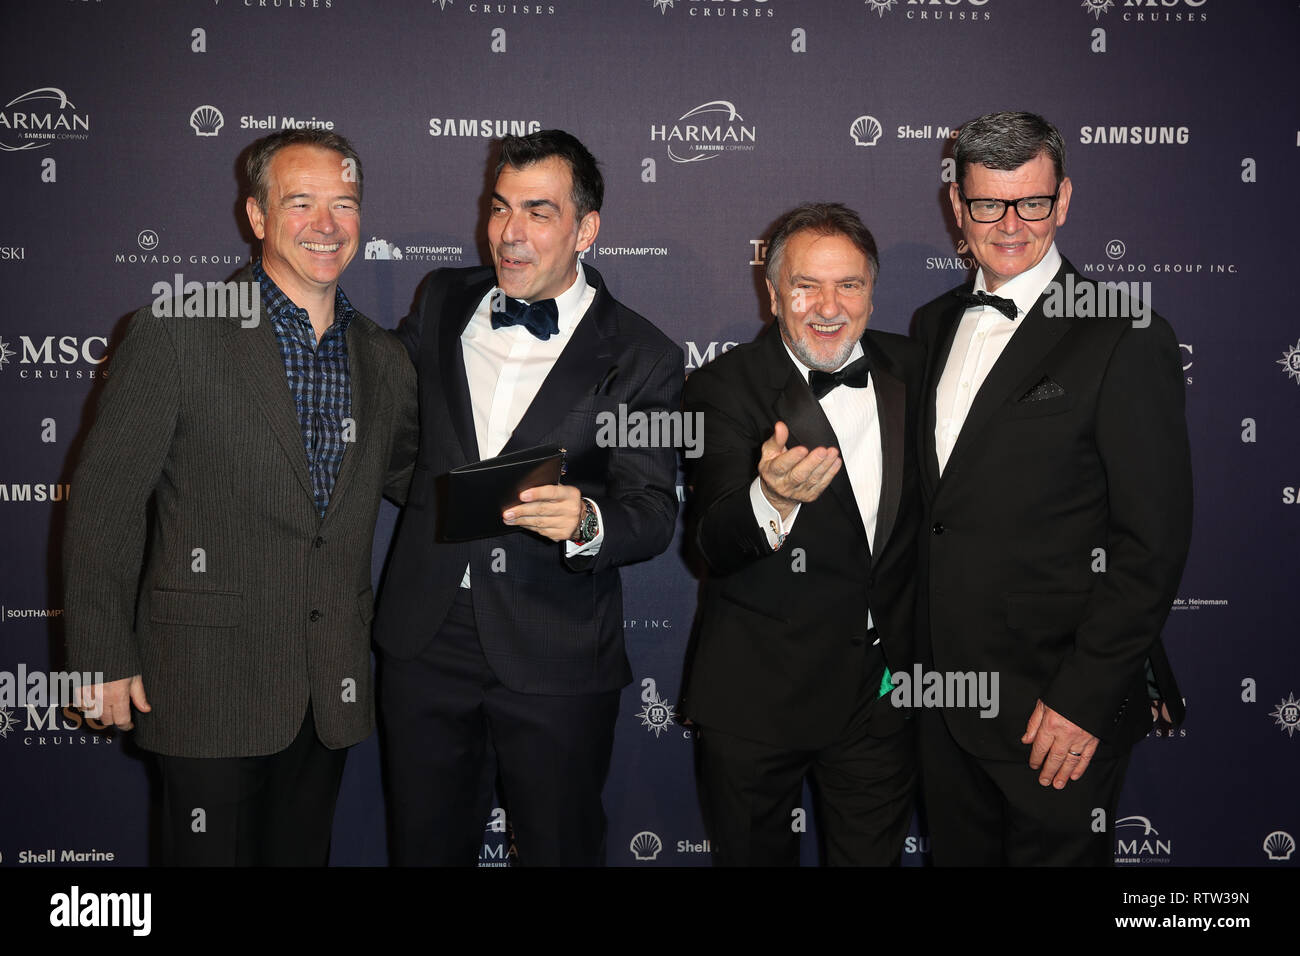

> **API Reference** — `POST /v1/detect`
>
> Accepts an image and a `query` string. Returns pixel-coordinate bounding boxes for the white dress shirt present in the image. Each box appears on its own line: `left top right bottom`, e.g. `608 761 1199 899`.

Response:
460 263 602 588
934 243 1062 474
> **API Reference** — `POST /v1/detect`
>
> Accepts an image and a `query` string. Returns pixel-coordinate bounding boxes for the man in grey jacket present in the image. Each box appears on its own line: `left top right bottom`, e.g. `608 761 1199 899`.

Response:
63 129 417 865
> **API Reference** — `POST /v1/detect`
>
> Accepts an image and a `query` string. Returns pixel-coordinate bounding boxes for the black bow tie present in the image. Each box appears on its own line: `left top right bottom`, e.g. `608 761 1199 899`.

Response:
958 290 1018 320
491 294 560 340
807 354 872 401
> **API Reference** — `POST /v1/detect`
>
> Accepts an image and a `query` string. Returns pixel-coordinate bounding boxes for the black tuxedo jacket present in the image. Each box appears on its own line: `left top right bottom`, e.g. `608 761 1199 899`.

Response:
373 263 682 695
914 258 1191 762
682 324 924 751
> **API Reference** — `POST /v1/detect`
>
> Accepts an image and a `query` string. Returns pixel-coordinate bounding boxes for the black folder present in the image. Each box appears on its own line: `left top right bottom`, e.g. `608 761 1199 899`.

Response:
440 443 566 541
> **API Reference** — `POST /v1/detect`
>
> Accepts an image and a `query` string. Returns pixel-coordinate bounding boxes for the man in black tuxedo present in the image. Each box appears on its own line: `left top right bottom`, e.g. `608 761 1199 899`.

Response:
913 111 1192 865
683 203 922 865
375 130 682 866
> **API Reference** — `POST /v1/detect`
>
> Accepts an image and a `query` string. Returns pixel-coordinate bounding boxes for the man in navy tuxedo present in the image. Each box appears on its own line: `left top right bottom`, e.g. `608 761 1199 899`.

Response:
375 130 682 866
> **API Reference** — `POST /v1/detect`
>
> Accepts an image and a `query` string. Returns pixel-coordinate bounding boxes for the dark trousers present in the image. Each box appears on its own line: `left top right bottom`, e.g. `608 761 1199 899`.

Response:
380 589 620 866
156 703 347 866
918 707 1129 866
695 646 915 866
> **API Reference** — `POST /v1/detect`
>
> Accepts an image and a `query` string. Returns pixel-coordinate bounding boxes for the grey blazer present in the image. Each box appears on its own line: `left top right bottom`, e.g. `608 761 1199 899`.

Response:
63 267 417 758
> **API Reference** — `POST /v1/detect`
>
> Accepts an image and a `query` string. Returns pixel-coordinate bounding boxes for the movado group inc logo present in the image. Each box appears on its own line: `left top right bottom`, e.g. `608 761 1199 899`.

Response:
651 100 756 165
1085 237 1236 277
1277 341 1300 386
0 87 90 152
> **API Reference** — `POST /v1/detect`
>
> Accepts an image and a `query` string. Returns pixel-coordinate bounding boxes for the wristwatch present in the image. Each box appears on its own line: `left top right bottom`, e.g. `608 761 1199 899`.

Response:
570 498 599 545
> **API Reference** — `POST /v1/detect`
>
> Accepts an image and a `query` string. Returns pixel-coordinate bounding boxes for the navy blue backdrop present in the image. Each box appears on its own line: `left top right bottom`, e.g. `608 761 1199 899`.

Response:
0 0 1296 871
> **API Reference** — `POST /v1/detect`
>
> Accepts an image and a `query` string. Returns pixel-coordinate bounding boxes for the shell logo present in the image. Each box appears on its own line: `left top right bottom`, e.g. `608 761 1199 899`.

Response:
189 105 224 137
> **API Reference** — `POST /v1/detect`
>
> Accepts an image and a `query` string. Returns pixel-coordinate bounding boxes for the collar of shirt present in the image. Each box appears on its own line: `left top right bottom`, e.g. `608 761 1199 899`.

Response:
780 338 866 388
252 258 356 345
496 260 590 337
970 242 1062 322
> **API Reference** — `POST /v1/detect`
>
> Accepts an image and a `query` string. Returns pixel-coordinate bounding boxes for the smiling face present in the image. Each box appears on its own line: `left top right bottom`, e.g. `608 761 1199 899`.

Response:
245 144 360 305
487 155 599 303
950 150 1071 292
767 229 874 372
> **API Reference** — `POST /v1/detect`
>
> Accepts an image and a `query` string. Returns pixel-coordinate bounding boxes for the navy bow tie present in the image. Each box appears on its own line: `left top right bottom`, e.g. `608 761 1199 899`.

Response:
958 290 1018 320
491 294 560 340
808 354 872 401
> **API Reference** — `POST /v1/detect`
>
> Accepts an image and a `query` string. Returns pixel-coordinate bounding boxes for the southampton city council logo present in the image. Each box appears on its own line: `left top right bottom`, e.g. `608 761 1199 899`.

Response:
1270 693 1300 737
1082 0 1114 18
1278 341 1300 385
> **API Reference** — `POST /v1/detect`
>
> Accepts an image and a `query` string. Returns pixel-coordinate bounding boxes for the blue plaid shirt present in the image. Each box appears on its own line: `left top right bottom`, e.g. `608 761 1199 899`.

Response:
253 259 354 518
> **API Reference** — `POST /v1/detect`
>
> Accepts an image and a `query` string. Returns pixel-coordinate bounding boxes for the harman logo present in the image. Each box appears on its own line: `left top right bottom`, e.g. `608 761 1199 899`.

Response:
684 340 738 371
364 238 403 260
428 118 541 138
189 105 224 137
1106 239 1125 260
1115 815 1171 864
629 831 663 861
1277 341 1300 385
651 100 756 165
850 115 883 147
1079 125 1189 145
479 807 516 867
1270 693 1299 738
636 678 676 738
0 87 90 152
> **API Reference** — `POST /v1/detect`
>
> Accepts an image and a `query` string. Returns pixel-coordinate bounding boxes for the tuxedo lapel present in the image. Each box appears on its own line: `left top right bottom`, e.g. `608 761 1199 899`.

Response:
498 264 616 456
863 335 904 556
921 294 966 497
221 306 314 502
438 274 488 464
766 328 868 544
937 263 1073 495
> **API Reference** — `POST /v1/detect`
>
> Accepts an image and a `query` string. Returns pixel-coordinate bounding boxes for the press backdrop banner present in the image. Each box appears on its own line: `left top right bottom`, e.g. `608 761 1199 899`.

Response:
0 0 1296 870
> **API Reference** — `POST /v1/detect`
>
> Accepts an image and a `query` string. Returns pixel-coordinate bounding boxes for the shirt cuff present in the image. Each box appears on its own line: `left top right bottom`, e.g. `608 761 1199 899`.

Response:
564 498 604 556
750 477 800 550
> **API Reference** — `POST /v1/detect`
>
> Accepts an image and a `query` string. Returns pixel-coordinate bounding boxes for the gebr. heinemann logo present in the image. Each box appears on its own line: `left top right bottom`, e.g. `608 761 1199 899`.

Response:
190 105 224 137
1277 342 1300 386
651 100 756 165
0 87 90 152
1270 693 1299 737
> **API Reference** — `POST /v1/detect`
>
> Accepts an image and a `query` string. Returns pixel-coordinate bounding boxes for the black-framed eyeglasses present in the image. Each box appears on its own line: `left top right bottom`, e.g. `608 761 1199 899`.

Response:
959 190 1060 223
